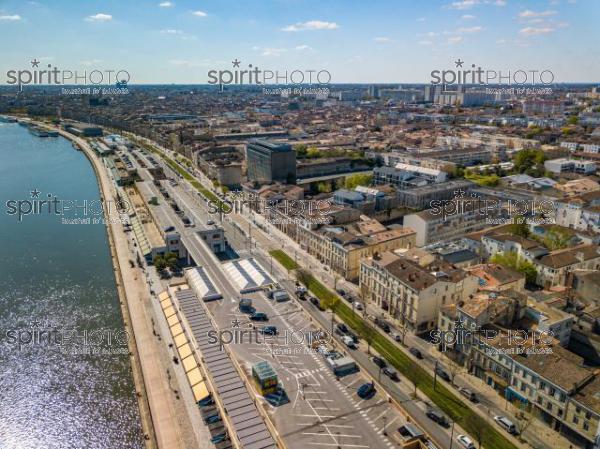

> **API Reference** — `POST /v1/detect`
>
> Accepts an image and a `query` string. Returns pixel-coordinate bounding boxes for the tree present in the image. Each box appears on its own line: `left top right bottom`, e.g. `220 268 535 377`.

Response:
513 148 546 175
153 255 167 271
567 116 579 125
316 182 332 193
513 402 535 438
164 252 179 270
541 226 571 250
295 268 312 286
490 251 538 285
509 215 530 238
344 173 373 190
445 357 464 386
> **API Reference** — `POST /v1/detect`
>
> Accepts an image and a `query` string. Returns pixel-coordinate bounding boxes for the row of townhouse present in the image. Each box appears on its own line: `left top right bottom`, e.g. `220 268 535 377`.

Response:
359 249 479 333
438 291 599 448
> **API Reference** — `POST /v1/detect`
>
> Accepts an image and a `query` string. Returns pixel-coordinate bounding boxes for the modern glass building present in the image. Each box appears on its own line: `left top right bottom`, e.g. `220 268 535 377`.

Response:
245 139 296 184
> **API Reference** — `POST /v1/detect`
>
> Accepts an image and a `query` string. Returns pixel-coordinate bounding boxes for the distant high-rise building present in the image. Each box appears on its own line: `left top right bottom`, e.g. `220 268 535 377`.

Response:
246 139 296 184
368 85 380 98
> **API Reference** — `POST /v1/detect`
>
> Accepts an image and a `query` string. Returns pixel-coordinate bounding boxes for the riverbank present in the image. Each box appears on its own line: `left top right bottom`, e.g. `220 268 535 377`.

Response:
29 119 191 449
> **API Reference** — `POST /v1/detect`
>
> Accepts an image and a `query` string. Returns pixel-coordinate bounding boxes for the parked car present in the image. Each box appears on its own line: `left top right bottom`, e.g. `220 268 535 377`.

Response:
163 226 175 232
335 323 349 335
342 335 357 349
409 347 423 359
346 331 359 343
494 416 517 434
336 289 346 296
426 408 449 427
383 366 399 381
210 433 228 444
392 332 402 342
457 435 475 449
344 295 354 303
309 296 320 307
198 395 214 407
354 302 364 311
260 326 278 335
250 312 269 321
458 387 478 403
372 356 387 369
357 382 376 399
435 365 451 382
207 219 215 225
204 414 222 425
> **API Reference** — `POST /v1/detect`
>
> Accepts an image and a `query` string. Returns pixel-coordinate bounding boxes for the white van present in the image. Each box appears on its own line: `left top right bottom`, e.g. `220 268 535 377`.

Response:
494 416 517 434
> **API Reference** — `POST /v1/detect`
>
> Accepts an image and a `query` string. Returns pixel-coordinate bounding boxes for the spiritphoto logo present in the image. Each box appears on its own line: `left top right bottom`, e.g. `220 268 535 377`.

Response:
0 320 130 356
4 188 134 223
430 59 554 86
7 59 130 87
207 58 331 87
429 190 555 222
207 191 333 224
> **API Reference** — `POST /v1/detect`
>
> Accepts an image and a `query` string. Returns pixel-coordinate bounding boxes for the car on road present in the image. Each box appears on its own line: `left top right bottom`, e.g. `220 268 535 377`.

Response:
409 347 423 359
425 408 449 427
250 312 268 321
259 326 278 335
335 323 349 335
206 219 215 225
344 295 354 303
392 332 402 342
163 226 175 232
383 366 399 381
357 382 376 399
296 286 307 294
336 288 346 296
342 335 357 349
435 365 451 382
309 296 320 306
457 435 475 449
494 416 517 434
158 269 172 279
354 302 364 311
346 331 359 343
239 298 254 314
372 356 387 369
458 387 478 403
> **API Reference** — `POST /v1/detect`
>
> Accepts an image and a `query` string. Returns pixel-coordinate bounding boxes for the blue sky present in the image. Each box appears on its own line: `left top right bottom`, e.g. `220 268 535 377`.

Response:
0 0 598 83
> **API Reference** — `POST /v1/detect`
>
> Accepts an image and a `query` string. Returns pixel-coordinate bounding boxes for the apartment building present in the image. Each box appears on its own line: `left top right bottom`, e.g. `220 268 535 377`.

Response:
373 162 447 188
534 244 600 288
465 263 526 292
194 145 243 188
285 217 416 281
554 191 600 234
404 202 501 247
544 158 597 175
360 251 478 333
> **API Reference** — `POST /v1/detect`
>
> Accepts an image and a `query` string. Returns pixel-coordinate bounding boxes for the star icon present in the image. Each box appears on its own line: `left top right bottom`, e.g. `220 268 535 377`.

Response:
30 188 41 198
232 59 241 68
30 319 41 328
31 59 40 68
231 318 241 328
454 59 464 68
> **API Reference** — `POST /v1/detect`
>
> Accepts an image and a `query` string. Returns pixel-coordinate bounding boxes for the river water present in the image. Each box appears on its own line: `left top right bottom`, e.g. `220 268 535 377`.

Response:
0 122 144 449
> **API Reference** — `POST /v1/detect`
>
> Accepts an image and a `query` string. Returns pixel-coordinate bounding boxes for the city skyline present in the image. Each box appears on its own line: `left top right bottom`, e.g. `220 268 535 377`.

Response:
0 0 599 84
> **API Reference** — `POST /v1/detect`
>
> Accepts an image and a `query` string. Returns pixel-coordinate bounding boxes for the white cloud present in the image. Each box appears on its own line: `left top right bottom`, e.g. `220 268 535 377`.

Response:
456 25 483 33
518 10 557 18
161 29 182 34
461 14 476 19
295 45 312 51
448 0 479 10
261 48 286 56
85 13 112 22
494 0 507 5
447 36 464 44
282 20 339 32
496 38 507 44
168 59 212 67
192 10 207 17
159 1 173 7
81 59 101 66
418 40 433 45
374 37 391 42
0 14 21 21
519 26 555 35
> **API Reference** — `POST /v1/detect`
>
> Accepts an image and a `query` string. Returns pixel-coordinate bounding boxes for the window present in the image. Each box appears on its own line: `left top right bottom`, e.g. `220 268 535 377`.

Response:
586 412 592 420
546 403 552 412
584 423 589 431
573 416 579 424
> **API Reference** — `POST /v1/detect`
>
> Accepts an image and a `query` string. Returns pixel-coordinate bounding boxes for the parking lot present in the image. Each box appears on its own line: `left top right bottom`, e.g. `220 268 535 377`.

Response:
205 290 407 449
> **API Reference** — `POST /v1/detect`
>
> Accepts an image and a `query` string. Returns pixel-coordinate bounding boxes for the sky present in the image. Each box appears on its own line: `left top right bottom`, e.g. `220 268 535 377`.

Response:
0 0 599 84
